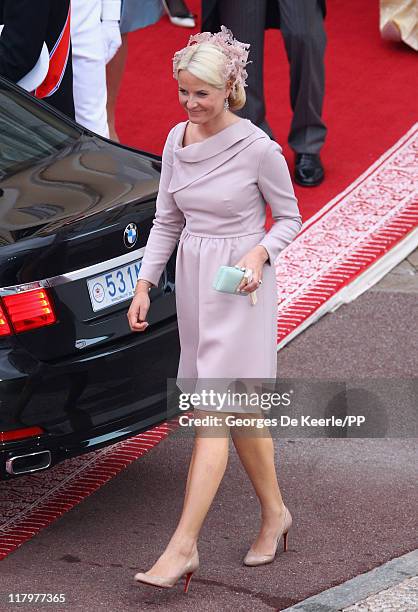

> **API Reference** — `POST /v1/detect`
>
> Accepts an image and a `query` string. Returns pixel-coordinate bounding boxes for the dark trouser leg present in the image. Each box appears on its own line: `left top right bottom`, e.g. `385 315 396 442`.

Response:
278 0 327 154
217 0 273 136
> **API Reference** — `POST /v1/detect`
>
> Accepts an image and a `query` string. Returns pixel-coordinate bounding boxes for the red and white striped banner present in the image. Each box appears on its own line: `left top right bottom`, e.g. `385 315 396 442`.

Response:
276 123 418 347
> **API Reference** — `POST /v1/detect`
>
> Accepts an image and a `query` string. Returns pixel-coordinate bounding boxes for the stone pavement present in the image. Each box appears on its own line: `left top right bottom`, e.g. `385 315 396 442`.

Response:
370 247 418 294
282 550 418 612
344 576 418 612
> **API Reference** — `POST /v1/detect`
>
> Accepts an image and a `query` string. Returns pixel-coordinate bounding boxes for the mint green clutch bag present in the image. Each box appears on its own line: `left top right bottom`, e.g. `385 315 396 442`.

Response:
213 265 245 294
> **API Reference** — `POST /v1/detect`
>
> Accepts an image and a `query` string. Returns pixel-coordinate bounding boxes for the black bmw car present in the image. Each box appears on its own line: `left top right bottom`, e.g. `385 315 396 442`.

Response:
0 77 180 479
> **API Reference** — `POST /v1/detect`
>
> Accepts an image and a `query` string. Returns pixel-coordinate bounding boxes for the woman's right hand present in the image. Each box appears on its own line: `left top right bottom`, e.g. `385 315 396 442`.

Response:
127 282 151 332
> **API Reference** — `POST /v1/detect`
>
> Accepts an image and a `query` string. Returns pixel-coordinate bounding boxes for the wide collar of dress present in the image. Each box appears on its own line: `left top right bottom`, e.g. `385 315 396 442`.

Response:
168 118 266 193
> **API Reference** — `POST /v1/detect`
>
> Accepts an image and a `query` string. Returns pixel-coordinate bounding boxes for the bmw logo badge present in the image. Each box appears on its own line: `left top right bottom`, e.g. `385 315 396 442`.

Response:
123 223 138 248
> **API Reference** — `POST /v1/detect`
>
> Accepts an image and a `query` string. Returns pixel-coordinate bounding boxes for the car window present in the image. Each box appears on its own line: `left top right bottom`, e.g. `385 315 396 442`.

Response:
0 82 82 178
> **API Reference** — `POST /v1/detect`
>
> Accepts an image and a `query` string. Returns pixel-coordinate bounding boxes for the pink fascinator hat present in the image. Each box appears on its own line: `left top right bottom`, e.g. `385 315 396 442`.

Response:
172 25 251 93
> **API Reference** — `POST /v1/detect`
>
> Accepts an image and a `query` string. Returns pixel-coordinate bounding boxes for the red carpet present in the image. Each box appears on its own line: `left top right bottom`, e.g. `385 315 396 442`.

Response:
116 0 417 221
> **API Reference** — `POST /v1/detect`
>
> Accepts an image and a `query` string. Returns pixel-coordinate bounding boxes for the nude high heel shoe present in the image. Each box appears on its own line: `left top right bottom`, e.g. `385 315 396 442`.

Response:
134 549 199 593
243 506 292 567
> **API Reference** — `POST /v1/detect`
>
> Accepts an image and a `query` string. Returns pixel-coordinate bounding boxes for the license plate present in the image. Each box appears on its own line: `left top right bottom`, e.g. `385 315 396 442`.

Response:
87 259 143 312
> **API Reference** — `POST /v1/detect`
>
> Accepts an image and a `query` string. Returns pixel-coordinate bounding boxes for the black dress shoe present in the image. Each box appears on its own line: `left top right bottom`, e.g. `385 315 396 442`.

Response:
294 153 324 187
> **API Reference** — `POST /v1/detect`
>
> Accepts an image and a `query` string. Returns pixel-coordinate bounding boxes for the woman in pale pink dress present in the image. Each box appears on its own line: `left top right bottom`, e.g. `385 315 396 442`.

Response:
127 27 302 593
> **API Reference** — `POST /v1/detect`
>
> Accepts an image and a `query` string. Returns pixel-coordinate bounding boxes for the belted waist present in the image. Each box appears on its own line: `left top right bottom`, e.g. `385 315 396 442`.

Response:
181 227 266 240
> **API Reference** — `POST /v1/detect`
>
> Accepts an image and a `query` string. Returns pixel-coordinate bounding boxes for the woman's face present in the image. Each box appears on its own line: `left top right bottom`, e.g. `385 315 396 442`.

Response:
178 70 230 124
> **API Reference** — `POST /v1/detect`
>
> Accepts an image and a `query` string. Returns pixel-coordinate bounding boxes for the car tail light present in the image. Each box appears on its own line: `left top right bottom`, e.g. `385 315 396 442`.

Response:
0 303 12 336
0 426 45 442
2 289 57 334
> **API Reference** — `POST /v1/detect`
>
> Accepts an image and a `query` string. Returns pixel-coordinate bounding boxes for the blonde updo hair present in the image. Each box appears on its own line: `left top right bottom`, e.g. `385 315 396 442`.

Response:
174 42 246 112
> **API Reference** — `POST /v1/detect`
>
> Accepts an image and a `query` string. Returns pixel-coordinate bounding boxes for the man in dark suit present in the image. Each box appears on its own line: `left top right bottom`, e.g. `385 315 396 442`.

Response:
202 0 327 187
0 0 75 119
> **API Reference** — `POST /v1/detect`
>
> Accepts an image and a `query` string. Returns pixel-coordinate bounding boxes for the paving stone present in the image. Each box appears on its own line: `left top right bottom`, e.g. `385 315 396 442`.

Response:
342 575 418 611
370 273 418 293
365 250 418 294
389 260 416 275
407 248 418 270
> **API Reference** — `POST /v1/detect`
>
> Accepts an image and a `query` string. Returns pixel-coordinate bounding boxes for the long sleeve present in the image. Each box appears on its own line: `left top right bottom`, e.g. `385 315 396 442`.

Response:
138 127 185 287
257 140 302 264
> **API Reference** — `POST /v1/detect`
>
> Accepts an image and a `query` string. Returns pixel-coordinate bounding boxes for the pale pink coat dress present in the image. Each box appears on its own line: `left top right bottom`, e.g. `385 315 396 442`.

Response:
137 118 302 399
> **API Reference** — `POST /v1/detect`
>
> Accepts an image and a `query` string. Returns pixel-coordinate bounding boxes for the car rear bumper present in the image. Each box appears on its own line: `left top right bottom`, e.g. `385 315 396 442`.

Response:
0 318 180 480
1 403 178 479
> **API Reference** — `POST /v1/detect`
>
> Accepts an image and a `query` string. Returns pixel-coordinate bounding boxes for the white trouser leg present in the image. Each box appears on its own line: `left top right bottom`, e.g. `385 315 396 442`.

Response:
70 0 109 137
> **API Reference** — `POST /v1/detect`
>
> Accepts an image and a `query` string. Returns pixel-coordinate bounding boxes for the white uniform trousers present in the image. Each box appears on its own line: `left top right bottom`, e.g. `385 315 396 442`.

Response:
70 0 109 137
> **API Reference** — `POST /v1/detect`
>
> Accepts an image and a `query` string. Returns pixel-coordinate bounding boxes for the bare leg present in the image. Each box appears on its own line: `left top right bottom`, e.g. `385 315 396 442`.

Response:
230 419 286 555
106 33 128 142
144 410 230 577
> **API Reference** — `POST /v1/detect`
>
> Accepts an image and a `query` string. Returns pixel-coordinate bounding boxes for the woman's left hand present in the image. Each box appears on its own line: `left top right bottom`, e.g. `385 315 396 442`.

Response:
234 245 270 294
